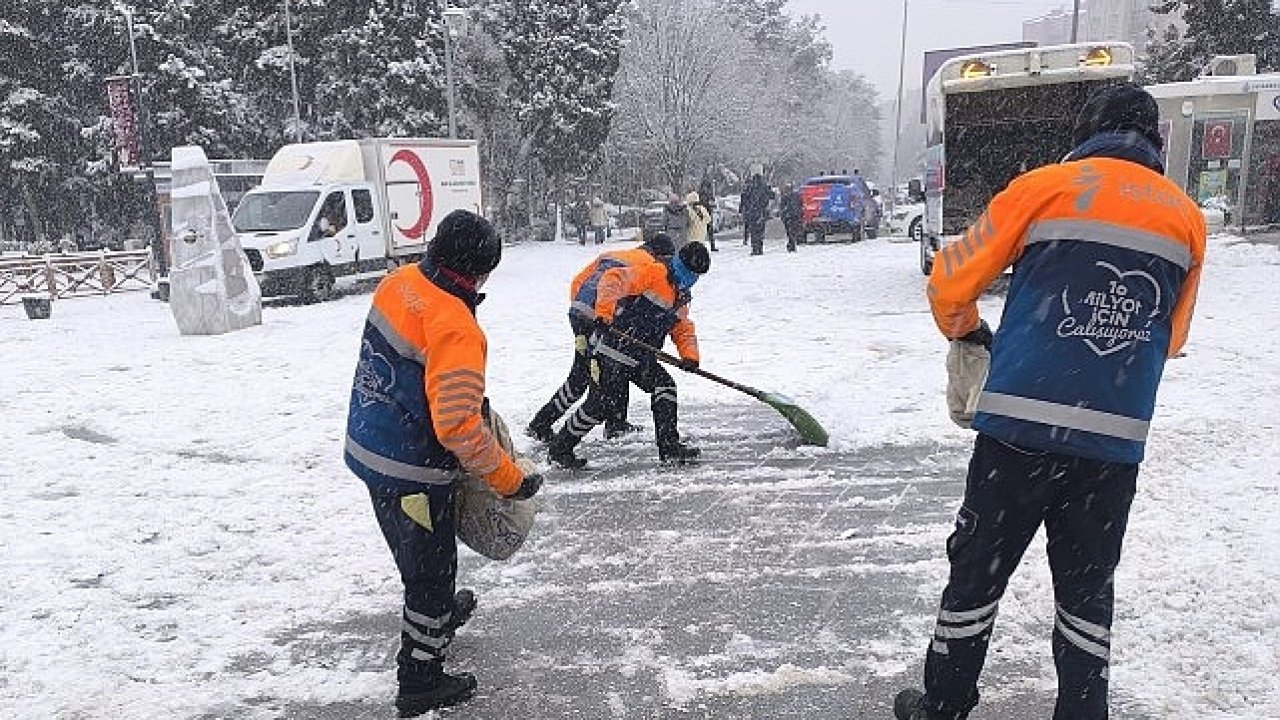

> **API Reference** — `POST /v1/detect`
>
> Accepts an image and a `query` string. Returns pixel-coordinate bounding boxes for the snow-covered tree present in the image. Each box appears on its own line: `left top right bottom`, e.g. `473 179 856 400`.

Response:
295 0 449 140
1152 0 1280 73
0 2 98 244
1141 23 1200 83
493 0 627 188
612 0 751 190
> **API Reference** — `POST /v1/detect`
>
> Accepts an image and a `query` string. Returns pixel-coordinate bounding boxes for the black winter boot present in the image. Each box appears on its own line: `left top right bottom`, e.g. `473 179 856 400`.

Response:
548 431 588 469
893 689 967 720
525 421 554 443
440 588 476 637
396 666 477 716
658 441 701 464
604 421 642 439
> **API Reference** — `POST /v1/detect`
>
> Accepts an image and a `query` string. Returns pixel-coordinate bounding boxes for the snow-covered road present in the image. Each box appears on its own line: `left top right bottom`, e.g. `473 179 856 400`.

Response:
2 232 1276 718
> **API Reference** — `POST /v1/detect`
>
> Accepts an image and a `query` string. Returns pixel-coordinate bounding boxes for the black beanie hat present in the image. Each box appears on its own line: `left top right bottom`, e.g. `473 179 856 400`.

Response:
1072 82 1163 151
678 241 710 275
642 232 675 258
426 209 502 277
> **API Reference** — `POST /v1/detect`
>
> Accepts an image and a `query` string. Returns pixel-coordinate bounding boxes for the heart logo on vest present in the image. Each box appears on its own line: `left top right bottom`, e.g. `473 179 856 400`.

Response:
1057 261 1161 357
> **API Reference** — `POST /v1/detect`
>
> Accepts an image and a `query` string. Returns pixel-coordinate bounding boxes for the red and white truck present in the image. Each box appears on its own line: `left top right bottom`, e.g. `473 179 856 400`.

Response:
232 138 483 301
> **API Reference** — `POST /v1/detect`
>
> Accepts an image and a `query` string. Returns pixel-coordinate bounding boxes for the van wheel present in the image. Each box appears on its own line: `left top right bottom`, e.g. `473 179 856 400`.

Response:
301 265 336 303
852 225 864 242
909 217 923 245
864 224 878 240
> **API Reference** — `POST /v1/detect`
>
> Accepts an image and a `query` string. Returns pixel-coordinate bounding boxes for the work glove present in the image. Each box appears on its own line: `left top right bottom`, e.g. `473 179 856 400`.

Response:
946 338 990 429
957 319 993 350
506 472 543 501
677 357 700 371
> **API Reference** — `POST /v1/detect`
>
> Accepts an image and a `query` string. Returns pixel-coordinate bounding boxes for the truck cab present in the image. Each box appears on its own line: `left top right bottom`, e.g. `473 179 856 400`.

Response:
235 182 387 301
233 138 482 302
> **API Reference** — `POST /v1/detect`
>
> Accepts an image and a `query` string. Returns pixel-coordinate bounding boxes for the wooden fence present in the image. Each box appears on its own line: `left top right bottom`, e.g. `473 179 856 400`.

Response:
0 250 155 305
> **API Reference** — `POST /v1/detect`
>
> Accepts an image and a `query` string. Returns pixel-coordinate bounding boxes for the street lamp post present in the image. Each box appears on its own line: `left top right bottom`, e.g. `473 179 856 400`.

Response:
888 0 910 220
442 6 467 139
284 0 303 143
1071 0 1081 43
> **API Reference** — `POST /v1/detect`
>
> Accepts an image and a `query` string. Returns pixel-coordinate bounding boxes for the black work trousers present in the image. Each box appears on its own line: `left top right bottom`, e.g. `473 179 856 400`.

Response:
560 352 679 451
369 484 461 690
746 218 767 254
783 219 803 250
923 433 1138 720
529 316 628 433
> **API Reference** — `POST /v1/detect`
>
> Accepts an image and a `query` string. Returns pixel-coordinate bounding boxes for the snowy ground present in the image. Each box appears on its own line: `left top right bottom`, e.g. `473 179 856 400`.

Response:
2 229 1277 718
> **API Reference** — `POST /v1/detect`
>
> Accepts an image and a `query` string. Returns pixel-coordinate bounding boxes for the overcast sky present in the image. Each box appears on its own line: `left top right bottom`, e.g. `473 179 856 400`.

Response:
787 0 1085 99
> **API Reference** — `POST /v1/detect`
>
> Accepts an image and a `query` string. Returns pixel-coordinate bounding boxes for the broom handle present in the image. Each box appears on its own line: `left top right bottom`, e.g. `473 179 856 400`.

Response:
604 326 764 399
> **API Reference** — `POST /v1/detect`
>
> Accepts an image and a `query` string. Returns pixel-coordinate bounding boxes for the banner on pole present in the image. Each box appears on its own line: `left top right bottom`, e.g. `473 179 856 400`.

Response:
105 75 142 171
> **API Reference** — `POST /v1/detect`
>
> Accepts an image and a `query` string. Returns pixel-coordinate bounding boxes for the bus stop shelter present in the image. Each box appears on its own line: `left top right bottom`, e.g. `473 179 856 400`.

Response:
1148 71 1280 234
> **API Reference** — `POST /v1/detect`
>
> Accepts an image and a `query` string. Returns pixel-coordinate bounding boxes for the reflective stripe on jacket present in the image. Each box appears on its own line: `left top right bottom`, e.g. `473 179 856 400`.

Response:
594 261 699 365
568 247 657 321
928 152 1205 463
345 261 523 496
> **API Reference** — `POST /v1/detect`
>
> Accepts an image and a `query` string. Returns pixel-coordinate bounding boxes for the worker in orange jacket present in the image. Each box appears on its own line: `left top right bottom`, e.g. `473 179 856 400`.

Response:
547 242 710 468
526 233 675 443
345 210 542 716
895 84 1205 720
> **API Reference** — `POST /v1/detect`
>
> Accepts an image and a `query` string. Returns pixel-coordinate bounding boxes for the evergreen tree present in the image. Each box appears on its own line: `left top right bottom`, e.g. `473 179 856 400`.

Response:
297 0 449 140
1153 0 1280 73
493 0 627 187
0 2 96 243
1141 23 1200 84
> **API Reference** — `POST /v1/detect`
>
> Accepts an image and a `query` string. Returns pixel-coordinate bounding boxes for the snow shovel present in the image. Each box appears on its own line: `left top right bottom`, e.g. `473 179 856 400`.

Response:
605 328 829 447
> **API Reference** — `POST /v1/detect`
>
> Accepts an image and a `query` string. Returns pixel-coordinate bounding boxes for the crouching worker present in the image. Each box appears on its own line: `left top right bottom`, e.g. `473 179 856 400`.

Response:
526 232 676 443
344 209 543 717
547 242 710 468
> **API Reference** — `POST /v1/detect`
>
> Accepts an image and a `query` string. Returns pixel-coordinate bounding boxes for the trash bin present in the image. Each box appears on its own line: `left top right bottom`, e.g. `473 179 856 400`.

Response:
22 296 52 320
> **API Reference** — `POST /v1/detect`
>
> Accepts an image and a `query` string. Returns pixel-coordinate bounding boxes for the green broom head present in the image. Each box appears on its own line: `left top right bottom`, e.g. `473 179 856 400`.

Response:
761 392 830 447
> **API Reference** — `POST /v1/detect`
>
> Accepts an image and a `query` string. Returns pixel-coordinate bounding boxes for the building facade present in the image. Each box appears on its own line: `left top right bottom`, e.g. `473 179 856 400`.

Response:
1023 1 1185 57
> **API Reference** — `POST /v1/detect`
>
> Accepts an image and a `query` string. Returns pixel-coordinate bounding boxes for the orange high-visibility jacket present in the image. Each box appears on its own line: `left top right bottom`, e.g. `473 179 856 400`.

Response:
568 246 660 321
928 153 1206 463
594 260 699 365
345 262 524 496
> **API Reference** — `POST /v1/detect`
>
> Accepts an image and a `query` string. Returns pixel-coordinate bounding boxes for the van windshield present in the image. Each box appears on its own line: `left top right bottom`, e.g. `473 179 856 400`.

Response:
232 191 320 232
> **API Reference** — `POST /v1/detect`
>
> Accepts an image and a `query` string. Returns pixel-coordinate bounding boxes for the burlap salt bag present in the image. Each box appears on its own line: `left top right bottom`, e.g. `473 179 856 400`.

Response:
455 403 540 560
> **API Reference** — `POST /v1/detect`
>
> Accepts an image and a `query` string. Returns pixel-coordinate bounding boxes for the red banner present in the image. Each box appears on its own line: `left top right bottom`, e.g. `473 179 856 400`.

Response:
1201 120 1234 160
105 76 141 170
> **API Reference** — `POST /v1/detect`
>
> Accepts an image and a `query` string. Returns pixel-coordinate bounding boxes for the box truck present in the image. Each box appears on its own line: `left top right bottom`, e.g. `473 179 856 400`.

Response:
919 43 1135 275
232 138 482 301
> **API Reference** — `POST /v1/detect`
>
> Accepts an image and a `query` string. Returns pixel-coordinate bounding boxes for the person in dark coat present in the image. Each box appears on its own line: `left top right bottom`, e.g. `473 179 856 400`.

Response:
780 183 803 252
740 173 774 256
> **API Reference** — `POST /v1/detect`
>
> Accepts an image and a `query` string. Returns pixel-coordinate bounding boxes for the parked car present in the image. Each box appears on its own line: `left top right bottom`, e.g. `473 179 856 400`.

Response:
715 197 741 230
641 200 668 235
889 201 925 242
799 173 877 242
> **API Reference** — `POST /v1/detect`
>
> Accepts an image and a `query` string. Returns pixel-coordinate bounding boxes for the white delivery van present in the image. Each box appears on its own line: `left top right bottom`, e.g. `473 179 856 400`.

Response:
231 138 482 301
